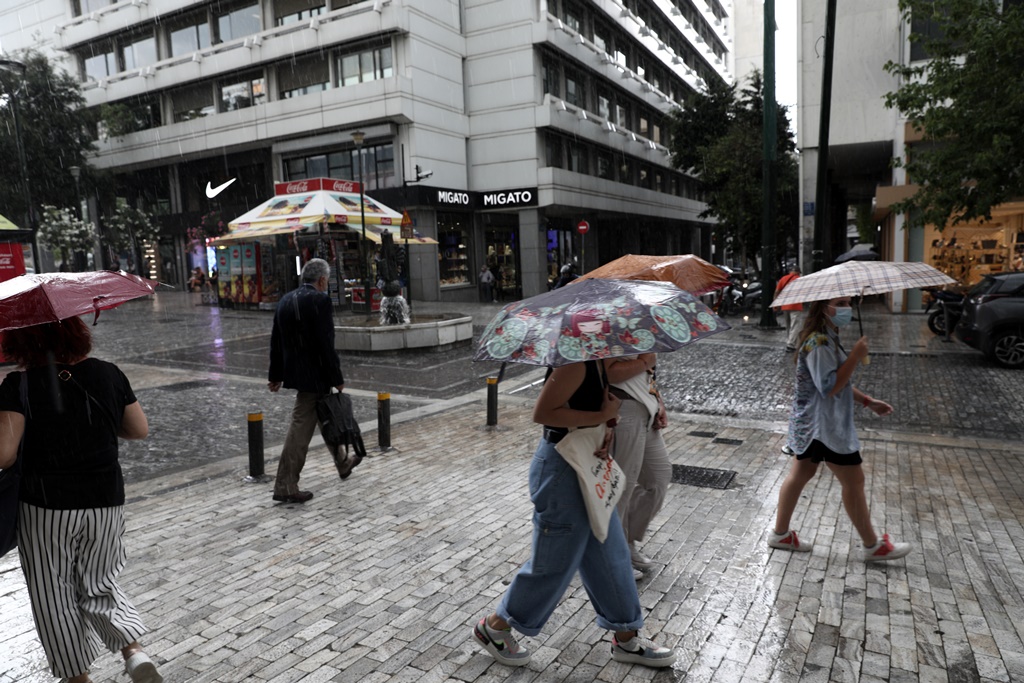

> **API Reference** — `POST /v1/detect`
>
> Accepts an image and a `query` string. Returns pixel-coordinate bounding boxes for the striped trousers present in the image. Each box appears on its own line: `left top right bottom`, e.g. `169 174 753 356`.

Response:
17 503 147 678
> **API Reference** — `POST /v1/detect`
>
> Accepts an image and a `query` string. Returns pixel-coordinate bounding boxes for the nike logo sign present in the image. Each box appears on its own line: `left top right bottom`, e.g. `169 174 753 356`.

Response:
205 178 237 198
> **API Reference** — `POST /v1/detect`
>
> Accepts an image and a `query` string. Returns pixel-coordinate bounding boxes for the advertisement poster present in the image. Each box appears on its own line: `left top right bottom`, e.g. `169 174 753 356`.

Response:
260 243 278 302
242 242 258 303
217 249 231 300
0 242 27 283
229 244 243 303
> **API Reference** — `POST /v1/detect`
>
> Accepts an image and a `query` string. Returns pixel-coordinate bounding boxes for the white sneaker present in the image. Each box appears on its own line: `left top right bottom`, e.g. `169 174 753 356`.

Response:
768 529 812 552
633 567 644 581
611 634 677 668
473 617 531 666
629 543 655 569
125 652 163 683
862 534 912 562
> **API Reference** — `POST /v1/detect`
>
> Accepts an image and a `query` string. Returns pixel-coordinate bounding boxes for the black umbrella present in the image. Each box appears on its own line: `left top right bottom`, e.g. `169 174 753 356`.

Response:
834 246 880 264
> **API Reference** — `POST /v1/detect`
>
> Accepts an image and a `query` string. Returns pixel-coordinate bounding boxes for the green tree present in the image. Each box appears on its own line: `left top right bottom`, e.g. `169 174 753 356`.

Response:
884 0 1024 228
103 202 160 254
0 50 96 229
37 205 96 270
668 71 798 272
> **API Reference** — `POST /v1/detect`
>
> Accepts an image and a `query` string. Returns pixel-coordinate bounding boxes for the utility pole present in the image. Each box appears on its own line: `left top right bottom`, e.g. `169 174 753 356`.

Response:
812 0 838 273
759 0 780 329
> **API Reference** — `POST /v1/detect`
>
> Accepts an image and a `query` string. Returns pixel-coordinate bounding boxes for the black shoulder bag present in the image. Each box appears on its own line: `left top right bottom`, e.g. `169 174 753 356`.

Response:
316 391 365 480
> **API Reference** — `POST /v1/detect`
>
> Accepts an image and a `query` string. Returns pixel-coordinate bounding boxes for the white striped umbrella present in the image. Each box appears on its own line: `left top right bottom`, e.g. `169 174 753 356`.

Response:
771 261 955 308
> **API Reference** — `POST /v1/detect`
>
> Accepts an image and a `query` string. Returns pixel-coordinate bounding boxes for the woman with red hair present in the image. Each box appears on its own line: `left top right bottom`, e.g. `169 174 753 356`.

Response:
0 317 162 683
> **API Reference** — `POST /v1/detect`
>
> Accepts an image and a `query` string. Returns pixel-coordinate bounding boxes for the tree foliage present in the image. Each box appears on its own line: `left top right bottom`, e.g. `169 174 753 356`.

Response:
37 205 96 269
103 203 160 254
668 71 798 271
0 50 96 228
884 0 1024 229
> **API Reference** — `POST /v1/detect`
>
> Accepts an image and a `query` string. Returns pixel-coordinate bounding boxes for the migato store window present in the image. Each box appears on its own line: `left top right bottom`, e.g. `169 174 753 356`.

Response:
438 213 471 287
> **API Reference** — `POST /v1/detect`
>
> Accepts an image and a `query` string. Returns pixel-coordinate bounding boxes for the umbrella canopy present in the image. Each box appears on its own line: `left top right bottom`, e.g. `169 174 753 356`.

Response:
474 279 730 366
215 178 436 245
0 271 156 332
0 213 24 232
770 261 955 308
834 244 880 264
574 254 730 295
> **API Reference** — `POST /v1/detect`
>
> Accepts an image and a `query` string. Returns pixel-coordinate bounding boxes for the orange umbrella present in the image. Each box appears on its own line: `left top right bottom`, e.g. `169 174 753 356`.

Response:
575 254 730 295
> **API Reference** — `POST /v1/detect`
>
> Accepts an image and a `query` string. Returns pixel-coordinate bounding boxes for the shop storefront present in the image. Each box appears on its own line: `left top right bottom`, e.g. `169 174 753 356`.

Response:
925 210 1024 288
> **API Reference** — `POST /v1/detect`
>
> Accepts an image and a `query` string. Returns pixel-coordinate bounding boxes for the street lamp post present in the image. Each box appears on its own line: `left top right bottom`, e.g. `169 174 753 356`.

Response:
0 58 40 273
351 130 371 319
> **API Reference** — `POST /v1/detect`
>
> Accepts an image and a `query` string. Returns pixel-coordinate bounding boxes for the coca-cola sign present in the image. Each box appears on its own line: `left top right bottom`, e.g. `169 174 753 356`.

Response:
273 177 362 196
327 179 360 193
286 217 301 225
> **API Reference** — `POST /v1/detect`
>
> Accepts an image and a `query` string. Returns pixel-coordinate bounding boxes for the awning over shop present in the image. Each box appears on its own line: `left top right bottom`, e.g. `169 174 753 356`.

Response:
0 213 27 233
215 178 437 245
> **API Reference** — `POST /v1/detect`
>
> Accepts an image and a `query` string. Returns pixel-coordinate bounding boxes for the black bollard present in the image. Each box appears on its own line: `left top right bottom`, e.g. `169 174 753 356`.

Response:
247 412 264 479
377 392 392 451
486 376 498 426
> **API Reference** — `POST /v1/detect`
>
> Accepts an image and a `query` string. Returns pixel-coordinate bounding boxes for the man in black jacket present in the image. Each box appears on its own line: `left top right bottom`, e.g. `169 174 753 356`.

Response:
268 258 346 503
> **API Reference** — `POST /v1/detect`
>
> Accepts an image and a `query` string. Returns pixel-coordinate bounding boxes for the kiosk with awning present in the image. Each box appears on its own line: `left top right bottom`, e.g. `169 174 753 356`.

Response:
213 178 435 308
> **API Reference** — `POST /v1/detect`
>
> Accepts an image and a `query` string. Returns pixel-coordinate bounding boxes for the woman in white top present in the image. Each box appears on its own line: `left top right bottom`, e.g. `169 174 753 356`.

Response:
606 353 671 578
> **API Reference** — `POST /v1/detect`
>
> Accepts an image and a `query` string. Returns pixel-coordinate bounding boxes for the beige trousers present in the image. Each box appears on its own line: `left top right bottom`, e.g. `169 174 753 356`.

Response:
611 399 672 544
274 391 323 496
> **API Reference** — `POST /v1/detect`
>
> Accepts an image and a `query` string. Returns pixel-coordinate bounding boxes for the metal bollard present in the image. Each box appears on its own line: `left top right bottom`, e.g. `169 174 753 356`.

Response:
246 411 264 480
377 392 392 451
486 376 498 426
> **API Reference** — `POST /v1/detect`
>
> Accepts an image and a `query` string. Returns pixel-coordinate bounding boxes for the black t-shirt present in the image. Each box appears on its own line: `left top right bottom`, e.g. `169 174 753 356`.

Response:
0 358 137 509
543 360 605 435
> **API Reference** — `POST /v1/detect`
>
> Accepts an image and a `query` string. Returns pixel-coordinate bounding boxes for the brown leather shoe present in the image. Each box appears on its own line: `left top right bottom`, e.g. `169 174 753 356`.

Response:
272 491 314 504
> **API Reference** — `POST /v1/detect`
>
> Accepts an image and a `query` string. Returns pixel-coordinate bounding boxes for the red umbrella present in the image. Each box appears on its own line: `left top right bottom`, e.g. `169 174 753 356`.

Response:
0 271 157 332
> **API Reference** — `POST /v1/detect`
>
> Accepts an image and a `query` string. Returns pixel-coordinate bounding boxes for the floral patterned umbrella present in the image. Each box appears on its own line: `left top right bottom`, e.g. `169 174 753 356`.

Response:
474 279 730 366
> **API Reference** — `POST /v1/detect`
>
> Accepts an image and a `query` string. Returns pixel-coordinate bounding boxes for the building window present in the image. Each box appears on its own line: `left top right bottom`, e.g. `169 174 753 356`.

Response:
338 44 393 87
275 0 326 26
74 0 113 15
593 23 609 54
596 151 613 180
565 68 584 108
652 123 661 144
546 134 564 169
438 214 471 286
219 74 266 111
639 115 649 138
563 0 582 33
172 84 215 122
618 156 633 185
279 54 330 98
284 142 395 190
83 45 117 80
615 103 629 129
217 3 261 43
170 20 211 57
543 59 560 98
597 93 610 120
122 35 157 71
639 165 652 189
566 140 586 174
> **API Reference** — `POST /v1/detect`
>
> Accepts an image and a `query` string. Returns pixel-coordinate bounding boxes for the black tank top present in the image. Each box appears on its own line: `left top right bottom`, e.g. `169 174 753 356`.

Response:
543 360 605 434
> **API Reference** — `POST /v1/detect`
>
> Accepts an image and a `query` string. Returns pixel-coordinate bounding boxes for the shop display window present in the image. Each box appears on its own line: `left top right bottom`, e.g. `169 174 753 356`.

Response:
439 214 471 286
485 219 520 301
929 226 1016 286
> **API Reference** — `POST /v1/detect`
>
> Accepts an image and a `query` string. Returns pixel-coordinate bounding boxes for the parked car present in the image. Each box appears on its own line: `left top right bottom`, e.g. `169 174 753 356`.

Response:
955 272 1024 368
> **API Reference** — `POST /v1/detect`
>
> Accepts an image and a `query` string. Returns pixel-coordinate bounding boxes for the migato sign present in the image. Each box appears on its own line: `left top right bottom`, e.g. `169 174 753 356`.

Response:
482 189 535 207
437 190 471 206
430 187 538 209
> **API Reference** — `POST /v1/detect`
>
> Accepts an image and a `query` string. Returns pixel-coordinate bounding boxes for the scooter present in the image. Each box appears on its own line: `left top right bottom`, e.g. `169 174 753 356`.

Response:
718 275 762 316
924 288 964 336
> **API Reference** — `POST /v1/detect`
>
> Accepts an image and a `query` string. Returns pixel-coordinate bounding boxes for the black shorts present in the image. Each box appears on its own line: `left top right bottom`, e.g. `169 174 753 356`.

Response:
795 439 862 466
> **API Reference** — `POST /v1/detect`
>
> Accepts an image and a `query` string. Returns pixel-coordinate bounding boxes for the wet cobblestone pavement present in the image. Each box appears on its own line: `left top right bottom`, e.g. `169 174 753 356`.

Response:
3 293 1024 683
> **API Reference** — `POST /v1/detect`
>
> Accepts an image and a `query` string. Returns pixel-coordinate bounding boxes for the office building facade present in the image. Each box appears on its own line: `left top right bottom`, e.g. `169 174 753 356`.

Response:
2 0 740 303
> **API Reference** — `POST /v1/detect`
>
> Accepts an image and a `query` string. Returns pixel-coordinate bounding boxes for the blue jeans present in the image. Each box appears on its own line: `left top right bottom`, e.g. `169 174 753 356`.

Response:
497 438 644 637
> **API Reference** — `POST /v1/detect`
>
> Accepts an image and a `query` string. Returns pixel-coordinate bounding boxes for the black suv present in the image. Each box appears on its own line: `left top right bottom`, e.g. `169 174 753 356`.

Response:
955 272 1024 368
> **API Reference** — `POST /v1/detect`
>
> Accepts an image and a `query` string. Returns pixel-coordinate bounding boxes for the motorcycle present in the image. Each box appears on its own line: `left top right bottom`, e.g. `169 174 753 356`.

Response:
718 274 762 316
924 287 964 336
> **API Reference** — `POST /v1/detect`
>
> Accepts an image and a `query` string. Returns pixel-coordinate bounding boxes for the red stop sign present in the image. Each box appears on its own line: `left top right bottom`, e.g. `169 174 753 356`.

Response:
577 220 590 234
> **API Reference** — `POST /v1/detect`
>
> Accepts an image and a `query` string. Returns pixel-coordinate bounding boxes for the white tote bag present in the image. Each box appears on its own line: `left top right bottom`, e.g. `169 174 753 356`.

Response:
555 425 625 543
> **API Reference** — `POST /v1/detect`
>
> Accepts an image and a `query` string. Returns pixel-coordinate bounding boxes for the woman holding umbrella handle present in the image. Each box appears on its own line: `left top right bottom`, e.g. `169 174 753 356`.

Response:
771 296 910 562
472 359 679 670
0 318 163 683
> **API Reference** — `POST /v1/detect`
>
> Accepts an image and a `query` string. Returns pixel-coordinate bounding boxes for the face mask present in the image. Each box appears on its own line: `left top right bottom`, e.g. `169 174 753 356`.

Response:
829 306 853 328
